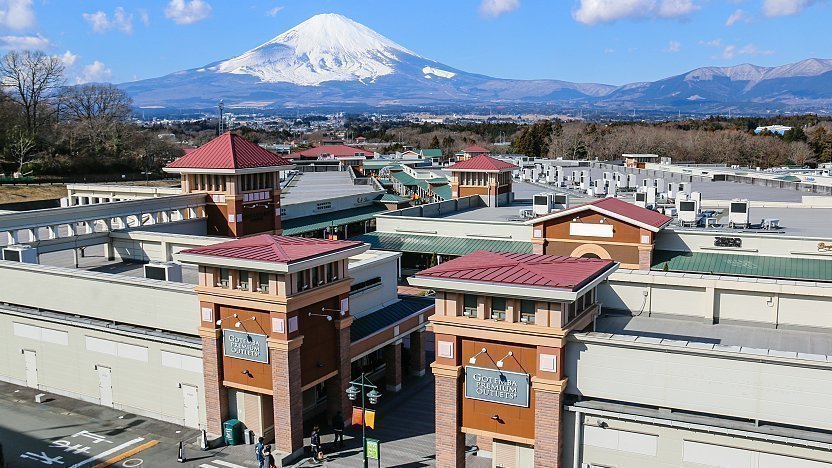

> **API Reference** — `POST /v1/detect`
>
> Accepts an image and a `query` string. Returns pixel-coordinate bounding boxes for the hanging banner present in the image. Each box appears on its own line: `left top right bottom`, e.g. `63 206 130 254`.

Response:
366 438 380 460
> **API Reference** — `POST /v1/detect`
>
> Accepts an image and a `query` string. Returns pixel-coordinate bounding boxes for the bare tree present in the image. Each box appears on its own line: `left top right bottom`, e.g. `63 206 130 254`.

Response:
59 84 133 154
3 126 36 173
0 50 65 137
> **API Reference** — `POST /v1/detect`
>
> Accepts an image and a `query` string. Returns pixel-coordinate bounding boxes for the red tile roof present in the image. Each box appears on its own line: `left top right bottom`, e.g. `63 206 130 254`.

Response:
180 235 364 264
462 145 491 153
529 197 672 232
448 154 518 172
166 132 292 170
286 145 369 159
416 250 614 291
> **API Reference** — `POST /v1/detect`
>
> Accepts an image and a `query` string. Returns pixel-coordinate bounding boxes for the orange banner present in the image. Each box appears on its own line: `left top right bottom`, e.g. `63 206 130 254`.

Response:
351 407 363 426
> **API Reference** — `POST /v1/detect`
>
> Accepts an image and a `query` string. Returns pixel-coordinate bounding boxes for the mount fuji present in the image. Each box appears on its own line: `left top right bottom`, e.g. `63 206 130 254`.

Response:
121 13 832 113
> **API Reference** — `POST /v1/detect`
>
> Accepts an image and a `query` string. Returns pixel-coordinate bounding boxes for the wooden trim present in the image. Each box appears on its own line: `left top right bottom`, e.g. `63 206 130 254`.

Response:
461 426 534 446
223 380 274 396
301 370 338 392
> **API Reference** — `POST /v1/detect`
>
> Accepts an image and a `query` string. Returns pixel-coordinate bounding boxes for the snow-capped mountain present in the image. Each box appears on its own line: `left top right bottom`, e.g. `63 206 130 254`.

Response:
121 13 832 113
214 14 425 86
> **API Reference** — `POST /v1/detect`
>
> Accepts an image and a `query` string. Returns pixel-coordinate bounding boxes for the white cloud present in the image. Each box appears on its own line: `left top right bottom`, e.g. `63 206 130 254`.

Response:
725 9 747 26
664 40 681 52
165 0 212 25
479 0 520 18
58 50 78 67
82 7 133 34
0 0 35 30
266 5 284 17
701 38 773 60
603 48 616 53
138 9 150 27
77 60 112 84
0 33 49 49
573 0 699 25
762 0 821 17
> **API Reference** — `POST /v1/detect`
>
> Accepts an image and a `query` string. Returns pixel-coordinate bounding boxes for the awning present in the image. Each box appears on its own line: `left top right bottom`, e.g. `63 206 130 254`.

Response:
351 296 434 342
652 250 832 283
351 231 533 257
282 205 387 236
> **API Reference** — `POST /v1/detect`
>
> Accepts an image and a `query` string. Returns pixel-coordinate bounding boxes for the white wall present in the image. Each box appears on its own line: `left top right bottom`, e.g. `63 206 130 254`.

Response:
0 311 206 429
348 250 401 317
657 228 831 259
376 215 532 241
600 270 832 330
565 338 832 432
0 261 199 334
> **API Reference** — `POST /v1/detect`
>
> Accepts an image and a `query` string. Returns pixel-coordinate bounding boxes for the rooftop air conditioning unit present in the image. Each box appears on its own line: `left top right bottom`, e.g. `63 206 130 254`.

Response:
144 261 183 282
627 174 638 189
728 199 751 229
645 186 657 207
634 191 648 208
1 244 38 264
762 218 780 230
553 194 568 208
677 196 699 226
533 193 553 215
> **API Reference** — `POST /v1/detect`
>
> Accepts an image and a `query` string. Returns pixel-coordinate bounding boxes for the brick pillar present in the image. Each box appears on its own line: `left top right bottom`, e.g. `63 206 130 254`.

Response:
269 337 304 456
532 378 567 468
327 316 353 419
198 327 228 437
638 246 653 271
433 363 465 468
409 329 426 377
384 340 403 393
532 238 545 255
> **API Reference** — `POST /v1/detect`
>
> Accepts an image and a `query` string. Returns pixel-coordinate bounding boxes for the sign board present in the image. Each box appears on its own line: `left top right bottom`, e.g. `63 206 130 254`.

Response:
464 366 530 407
569 222 614 238
366 438 380 460
223 330 269 364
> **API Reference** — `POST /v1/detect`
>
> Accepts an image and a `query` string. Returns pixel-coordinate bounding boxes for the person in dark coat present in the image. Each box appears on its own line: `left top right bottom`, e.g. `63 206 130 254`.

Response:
310 425 323 461
332 411 345 449
262 446 276 468
255 437 265 468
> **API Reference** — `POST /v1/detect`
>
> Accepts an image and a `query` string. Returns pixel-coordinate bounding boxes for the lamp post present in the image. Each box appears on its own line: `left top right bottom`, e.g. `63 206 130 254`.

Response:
346 373 381 468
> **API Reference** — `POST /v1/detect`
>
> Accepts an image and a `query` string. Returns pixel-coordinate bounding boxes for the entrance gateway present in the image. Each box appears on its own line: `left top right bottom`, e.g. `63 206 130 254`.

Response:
176 234 369 458
409 250 618 467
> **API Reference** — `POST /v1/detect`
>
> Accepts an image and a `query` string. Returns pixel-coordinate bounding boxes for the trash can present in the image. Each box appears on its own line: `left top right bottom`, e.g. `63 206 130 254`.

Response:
223 419 243 446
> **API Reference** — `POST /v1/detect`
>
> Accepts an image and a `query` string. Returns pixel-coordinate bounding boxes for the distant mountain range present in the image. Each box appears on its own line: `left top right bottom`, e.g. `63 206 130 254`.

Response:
121 13 832 114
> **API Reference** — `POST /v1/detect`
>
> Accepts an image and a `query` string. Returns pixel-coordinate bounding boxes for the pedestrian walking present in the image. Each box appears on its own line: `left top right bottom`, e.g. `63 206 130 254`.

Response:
332 411 344 449
262 445 276 468
310 425 323 461
255 437 265 468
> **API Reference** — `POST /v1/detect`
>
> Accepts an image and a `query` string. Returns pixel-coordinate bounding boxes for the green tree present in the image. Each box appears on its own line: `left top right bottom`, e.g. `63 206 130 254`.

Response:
782 127 807 143
429 135 440 148
513 120 553 157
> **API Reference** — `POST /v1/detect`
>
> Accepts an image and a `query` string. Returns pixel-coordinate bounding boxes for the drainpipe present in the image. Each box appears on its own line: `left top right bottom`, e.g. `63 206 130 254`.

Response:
573 410 583 467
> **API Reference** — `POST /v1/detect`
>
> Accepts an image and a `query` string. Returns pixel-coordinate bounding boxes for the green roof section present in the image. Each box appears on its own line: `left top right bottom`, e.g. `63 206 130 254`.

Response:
391 170 418 187
351 231 533 257
351 296 434 342
420 148 443 157
432 184 452 200
652 250 832 283
376 193 410 203
391 171 452 200
282 205 387 236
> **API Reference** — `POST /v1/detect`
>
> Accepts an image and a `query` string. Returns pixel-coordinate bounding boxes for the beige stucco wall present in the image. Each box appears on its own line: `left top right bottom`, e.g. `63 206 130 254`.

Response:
0 310 206 428
563 411 832 468
0 260 199 334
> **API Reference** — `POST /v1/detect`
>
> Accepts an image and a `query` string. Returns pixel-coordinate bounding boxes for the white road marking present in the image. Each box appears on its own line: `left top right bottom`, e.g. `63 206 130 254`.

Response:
198 465 218 468
212 460 248 468
68 437 145 468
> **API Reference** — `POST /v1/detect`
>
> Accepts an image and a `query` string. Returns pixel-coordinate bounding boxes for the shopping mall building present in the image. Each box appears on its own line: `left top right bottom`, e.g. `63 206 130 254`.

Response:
2 135 832 467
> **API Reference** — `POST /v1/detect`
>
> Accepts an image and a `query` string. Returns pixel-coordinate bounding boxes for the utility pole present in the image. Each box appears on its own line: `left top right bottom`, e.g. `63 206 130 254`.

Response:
218 99 225 135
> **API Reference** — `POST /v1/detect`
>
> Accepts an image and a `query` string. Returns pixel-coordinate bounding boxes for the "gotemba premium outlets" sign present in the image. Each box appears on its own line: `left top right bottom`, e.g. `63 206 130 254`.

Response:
464 366 530 407
223 330 269 364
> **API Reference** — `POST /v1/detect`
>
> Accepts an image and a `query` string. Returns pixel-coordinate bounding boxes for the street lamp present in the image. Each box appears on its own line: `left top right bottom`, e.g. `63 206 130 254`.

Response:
346 373 381 468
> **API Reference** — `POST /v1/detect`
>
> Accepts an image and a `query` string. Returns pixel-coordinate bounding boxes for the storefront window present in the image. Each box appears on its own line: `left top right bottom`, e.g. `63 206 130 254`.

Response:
491 297 506 321
219 268 230 288
520 300 536 324
259 272 269 293
238 271 249 291
463 294 478 317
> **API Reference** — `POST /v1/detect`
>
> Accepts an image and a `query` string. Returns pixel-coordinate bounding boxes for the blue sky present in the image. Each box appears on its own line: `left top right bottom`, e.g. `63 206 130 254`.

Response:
1 0 830 85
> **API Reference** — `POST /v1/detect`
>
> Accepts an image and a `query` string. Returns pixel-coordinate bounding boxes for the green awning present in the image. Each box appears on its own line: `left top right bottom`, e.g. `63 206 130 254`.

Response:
282 206 387 236
652 250 832 282
351 296 434 342
351 231 533 257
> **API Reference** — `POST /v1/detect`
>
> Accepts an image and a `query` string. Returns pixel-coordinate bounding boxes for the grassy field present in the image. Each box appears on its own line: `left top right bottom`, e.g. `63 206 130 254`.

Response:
0 179 180 205
0 185 67 205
